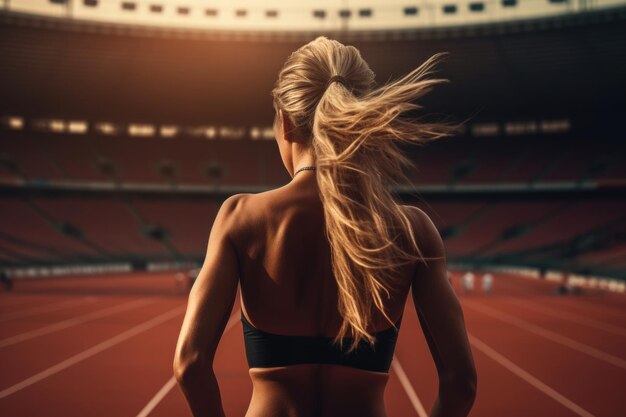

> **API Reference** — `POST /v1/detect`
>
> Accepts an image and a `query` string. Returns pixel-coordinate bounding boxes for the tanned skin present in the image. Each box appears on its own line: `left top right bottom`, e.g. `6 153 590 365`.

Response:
173 109 477 417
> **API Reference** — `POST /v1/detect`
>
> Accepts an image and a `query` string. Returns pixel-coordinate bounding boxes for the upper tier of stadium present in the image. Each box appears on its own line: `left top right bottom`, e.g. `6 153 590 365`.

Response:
1 4 625 128
4 0 626 33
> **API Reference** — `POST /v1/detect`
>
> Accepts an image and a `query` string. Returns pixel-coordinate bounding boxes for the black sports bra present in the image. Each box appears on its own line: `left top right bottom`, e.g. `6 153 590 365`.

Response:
241 312 402 373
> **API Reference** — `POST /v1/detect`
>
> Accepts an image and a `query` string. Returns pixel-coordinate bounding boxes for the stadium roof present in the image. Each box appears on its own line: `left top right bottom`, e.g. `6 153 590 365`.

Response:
6 0 626 31
0 7 625 128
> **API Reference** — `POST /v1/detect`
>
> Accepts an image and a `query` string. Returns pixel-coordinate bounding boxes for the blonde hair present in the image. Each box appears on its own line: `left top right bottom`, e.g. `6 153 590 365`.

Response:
271 36 462 351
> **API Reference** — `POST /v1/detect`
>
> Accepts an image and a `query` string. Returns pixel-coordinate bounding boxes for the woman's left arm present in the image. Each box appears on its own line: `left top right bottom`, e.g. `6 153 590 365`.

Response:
173 194 244 417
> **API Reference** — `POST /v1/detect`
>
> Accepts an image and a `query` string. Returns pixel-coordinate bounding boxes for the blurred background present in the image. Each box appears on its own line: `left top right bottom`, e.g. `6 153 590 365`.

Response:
0 1 625 416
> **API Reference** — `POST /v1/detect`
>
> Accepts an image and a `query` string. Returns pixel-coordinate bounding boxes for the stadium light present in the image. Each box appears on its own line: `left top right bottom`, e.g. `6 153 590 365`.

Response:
219 126 246 140
470 122 500 137
128 123 156 137
204 126 217 139
160 125 179 138
505 120 538 135
261 127 274 140
95 122 119 135
250 126 274 140
49 119 66 133
4 116 24 130
540 119 570 133
68 120 88 134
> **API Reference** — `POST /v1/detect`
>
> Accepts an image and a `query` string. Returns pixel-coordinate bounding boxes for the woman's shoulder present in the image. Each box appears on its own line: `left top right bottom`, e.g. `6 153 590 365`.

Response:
221 190 275 217
215 193 254 240
400 204 445 257
223 188 284 219
219 190 285 238
400 204 433 230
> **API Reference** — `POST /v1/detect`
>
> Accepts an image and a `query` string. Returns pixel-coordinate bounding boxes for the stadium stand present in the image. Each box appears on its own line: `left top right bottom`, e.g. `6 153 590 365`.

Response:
0 199 103 260
33 197 170 259
0 4 624 282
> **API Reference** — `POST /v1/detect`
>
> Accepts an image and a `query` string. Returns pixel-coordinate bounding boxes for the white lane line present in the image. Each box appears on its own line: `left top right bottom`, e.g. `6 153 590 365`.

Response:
391 356 428 417
506 298 626 337
0 305 185 400
135 378 178 417
135 309 242 417
0 297 98 322
463 300 626 370
469 333 595 417
0 298 155 348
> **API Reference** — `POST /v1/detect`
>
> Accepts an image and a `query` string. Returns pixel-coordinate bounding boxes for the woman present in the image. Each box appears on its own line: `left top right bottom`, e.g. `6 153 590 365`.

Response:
173 36 477 417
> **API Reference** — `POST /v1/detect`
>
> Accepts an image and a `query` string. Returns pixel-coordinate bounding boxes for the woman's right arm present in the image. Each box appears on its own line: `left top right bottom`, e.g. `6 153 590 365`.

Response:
406 206 477 417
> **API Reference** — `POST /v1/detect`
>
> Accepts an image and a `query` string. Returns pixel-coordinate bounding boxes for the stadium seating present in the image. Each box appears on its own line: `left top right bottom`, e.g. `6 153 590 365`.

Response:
2 133 625 187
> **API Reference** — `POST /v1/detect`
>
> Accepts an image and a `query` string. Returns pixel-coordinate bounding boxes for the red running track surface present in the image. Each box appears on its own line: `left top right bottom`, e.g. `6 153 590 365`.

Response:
0 270 624 416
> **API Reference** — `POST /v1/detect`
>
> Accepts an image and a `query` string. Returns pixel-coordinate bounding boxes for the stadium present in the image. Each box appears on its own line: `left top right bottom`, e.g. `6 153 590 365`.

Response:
0 1 625 416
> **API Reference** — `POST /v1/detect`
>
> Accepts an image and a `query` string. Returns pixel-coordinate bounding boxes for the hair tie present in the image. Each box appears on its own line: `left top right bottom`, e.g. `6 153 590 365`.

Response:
326 75 350 90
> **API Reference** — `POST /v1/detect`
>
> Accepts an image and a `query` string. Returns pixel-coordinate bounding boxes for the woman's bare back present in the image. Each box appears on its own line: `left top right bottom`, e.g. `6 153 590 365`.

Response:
230 177 415 417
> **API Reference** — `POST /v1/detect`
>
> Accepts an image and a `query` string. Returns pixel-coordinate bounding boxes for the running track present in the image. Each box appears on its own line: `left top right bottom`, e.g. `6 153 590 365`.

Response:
0 271 624 416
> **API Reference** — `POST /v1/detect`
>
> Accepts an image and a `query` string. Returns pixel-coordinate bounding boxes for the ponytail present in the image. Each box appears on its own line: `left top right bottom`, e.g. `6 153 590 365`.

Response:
272 36 463 352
